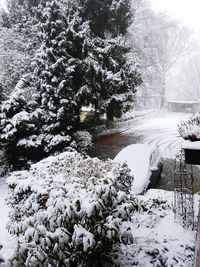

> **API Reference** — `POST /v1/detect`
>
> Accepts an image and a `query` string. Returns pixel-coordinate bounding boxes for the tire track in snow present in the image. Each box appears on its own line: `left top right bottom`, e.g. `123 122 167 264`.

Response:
126 112 187 159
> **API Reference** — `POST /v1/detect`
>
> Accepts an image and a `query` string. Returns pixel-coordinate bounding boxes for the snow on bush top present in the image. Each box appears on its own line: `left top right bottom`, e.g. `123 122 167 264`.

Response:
178 112 200 141
6 151 134 266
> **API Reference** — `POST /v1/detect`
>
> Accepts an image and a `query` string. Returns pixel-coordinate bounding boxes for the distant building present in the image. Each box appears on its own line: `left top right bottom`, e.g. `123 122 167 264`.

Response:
166 100 200 112
80 105 96 122
80 104 107 122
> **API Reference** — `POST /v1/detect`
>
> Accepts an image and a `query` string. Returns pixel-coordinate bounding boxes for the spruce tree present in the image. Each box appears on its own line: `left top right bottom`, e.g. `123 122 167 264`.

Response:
0 82 30 167
80 0 132 38
76 0 142 121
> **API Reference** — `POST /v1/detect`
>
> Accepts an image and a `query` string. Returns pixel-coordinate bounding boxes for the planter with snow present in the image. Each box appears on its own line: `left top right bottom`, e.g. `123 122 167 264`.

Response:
178 113 200 164
182 141 200 165
178 112 200 142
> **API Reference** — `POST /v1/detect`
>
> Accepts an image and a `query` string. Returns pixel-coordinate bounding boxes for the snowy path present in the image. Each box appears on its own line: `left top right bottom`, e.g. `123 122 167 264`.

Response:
126 112 190 159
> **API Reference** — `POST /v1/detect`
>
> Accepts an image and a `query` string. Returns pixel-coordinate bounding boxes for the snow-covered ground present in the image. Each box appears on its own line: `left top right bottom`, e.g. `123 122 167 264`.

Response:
92 111 190 161
0 178 9 243
0 177 16 265
114 189 197 267
126 111 190 159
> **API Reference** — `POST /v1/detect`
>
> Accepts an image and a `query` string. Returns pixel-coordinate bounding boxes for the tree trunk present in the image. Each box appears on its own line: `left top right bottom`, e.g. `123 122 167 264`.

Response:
160 80 166 109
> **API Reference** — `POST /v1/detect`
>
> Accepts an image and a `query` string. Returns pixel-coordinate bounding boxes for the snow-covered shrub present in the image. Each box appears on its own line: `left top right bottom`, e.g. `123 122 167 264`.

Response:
73 130 92 154
178 112 200 141
7 151 134 266
0 148 9 175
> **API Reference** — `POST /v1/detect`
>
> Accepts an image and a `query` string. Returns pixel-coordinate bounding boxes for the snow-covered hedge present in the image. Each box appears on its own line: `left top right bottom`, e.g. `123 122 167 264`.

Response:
178 112 200 141
6 152 134 266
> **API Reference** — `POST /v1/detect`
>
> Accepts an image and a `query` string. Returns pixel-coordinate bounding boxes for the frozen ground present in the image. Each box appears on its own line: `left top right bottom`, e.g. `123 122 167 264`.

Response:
0 177 9 244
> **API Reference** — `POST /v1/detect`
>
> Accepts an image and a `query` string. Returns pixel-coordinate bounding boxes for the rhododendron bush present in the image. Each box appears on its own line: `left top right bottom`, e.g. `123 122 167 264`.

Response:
6 151 134 266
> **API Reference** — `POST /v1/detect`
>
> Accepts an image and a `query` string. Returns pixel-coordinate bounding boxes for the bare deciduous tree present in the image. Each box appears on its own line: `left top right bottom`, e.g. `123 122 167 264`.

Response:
129 0 191 108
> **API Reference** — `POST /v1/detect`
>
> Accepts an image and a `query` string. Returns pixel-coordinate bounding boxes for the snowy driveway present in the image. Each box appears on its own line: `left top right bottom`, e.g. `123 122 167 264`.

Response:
126 111 189 159
92 111 190 160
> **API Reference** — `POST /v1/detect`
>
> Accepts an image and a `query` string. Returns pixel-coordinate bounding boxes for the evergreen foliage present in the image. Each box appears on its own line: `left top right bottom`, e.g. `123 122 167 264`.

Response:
0 0 90 168
0 83 5 101
80 0 133 38
76 0 141 120
0 0 141 167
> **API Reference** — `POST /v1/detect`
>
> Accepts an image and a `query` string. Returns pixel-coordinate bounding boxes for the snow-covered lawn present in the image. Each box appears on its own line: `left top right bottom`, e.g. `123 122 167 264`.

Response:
93 109 154 138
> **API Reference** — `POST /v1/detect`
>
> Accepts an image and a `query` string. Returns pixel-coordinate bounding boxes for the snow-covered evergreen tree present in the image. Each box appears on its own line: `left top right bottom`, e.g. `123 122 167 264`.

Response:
76 0 142 121
90 37 141 121
0 82 31 168
0 0 92 168
0 83 5 101
0 27 32 95
0 0 141 167
81 0 132 38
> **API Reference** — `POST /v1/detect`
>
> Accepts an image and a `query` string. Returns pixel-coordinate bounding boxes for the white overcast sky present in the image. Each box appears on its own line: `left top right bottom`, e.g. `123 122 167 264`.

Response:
150 0 200 43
